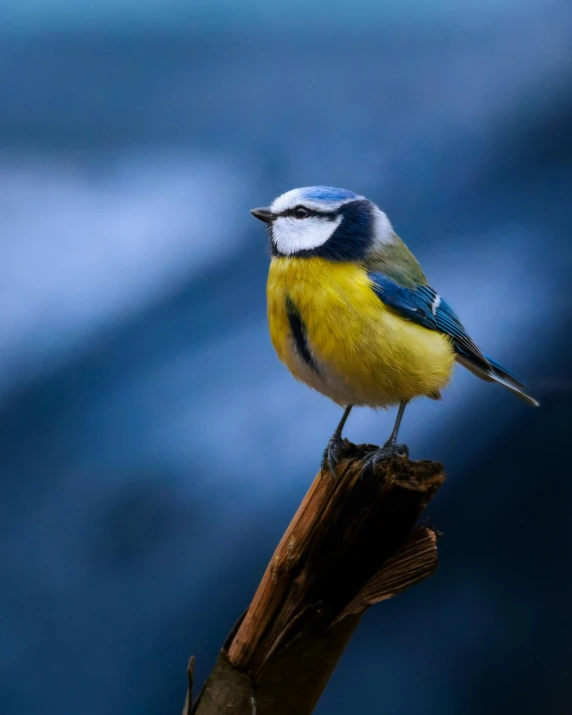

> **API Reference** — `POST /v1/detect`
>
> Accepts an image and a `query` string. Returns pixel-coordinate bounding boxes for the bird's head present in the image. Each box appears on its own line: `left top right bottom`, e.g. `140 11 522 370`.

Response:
250 186 395 261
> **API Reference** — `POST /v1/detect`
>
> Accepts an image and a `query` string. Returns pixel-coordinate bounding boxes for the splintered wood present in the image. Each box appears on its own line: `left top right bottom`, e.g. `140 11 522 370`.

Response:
227 442 444 674
191 442 445 715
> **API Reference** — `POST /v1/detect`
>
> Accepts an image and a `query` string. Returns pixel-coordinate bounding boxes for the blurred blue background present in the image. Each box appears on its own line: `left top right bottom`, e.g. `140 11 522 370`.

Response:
1 1 571 713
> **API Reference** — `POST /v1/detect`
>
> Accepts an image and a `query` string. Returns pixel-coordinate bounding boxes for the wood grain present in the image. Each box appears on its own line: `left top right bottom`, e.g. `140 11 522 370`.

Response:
190 442 445 715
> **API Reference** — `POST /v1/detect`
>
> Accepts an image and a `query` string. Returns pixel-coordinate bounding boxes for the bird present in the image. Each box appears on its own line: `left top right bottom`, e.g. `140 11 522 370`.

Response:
250 186 539 476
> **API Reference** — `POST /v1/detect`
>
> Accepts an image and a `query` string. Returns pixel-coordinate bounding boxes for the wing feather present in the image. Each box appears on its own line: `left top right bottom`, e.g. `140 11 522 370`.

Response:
367 271 539 406
368 272 489 369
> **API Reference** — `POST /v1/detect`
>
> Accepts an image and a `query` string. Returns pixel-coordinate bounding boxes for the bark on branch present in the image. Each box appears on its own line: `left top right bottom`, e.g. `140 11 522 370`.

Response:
186 441 446 715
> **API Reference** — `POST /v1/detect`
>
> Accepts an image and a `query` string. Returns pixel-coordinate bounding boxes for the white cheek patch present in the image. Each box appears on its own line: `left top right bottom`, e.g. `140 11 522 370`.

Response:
272 215 343 255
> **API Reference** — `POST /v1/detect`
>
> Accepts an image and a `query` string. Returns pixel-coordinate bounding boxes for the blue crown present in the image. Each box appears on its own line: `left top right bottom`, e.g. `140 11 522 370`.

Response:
299 186 358 202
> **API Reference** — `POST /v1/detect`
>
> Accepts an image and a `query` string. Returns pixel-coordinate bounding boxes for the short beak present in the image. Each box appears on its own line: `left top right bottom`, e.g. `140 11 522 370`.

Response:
250 207 274 224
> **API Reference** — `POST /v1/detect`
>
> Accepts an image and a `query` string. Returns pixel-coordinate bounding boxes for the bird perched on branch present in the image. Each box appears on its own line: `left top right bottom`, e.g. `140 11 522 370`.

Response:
251 186 539 475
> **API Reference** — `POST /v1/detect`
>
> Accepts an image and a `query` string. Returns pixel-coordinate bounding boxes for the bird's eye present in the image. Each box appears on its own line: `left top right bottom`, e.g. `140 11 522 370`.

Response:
293 206 309 219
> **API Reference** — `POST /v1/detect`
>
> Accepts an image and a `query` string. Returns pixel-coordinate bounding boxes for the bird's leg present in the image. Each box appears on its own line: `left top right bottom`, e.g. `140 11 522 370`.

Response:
386 399 408 448
321 405 353 476
361 400 409 475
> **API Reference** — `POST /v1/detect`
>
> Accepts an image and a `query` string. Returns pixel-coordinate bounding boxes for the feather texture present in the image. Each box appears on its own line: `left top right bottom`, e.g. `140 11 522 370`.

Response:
267 257 455 407
365 234 427 288
367 271 539 406
257 185 539 409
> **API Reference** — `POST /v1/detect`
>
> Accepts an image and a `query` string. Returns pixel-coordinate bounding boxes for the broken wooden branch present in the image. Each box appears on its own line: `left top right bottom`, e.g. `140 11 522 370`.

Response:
186 441 445 715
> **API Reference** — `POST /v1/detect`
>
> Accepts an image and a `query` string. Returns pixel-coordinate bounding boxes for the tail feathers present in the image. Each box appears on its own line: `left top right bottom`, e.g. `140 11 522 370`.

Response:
484 355 528 391
456 351 540 407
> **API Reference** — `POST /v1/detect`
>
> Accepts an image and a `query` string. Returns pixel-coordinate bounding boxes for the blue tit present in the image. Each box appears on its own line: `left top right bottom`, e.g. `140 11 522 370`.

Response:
251 186 539 475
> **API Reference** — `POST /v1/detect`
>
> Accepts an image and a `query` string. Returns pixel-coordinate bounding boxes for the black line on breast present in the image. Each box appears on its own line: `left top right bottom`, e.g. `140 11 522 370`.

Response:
285 296 319 374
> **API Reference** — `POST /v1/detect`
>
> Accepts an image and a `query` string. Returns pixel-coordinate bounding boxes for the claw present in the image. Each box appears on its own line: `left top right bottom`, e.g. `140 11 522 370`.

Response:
321 436 345 477
360 442 408 476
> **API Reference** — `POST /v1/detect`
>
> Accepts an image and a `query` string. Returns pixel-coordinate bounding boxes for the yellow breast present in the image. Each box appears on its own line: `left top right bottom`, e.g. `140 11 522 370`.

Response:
267 257 455 407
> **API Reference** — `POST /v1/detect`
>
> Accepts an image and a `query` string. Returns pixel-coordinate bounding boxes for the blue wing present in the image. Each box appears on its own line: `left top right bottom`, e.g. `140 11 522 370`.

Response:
368 271 539 406
368 272 489 370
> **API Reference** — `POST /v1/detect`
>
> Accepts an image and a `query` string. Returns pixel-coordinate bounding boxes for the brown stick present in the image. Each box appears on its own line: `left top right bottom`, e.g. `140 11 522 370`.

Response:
188 441 445 715
183 656 195 715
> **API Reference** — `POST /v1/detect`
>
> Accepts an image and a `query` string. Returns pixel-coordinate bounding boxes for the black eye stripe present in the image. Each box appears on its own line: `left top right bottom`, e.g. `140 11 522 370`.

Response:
269 199 374 261
276 207 339 220
275 198 363 220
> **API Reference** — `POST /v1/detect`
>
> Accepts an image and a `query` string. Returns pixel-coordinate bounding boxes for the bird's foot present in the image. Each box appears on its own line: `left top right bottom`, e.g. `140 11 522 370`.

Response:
361 442 409 476
321 435 346 477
